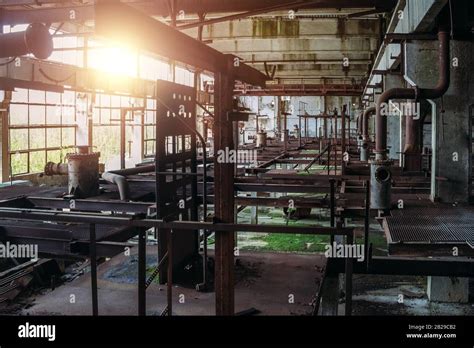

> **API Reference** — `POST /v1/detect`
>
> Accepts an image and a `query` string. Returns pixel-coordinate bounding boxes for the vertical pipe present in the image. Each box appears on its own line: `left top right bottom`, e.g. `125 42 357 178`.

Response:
341 105 346 153
327 143 331 175
138 228 146 316
345 232 353 316
324 116 328 140
89 224 98 316
298 116 302 148
120 109 126 169
167 229 173 316
364 179 370 271
329 178 335 245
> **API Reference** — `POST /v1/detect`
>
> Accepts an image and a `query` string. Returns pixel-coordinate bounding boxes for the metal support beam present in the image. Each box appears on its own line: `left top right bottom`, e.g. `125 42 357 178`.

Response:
138 228 146 316
94 1 267 86
213 58 235 316
89 224 98 316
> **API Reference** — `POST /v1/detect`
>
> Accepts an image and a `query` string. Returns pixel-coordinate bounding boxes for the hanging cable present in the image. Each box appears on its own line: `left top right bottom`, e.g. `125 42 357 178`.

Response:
0 57 17 67
38 68 75 84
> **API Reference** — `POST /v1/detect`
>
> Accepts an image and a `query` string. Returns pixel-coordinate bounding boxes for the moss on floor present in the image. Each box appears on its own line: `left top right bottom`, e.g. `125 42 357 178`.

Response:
240 233 330 253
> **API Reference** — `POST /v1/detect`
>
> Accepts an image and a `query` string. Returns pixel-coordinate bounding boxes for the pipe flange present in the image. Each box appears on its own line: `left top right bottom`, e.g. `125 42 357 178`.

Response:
375 166 392 184
66 152 101 160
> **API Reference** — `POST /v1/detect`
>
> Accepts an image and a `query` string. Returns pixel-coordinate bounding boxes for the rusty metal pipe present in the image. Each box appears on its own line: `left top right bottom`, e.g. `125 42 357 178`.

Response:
375 29 449 159
418 30 450 100
356 113 363 135
375 88 416 158
44 162 68 176
0 23 53 59
102 164 156 201
362 106 376 141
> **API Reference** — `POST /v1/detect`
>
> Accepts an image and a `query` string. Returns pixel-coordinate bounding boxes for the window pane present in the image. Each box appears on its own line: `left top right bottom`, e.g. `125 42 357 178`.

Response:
11 152 28 175
93 108 100 123
29 90 45 104
63 90 75 105
46 92 61 105
29 129 46 149
29 105 46 125
11 89 28 103
9 104 28 125
10 129 28 151
111 95 121 107
62 106 76 124
47 150 61 163
145 141 155 156
101 108 111 124
47 128 61 148
47 105 61 124
93 126 120 165
145 111 155 124
146 98 156 110
99 94 110 107
145 126 155 139
29 150 46 173
62 128 76 147
111 109 120 124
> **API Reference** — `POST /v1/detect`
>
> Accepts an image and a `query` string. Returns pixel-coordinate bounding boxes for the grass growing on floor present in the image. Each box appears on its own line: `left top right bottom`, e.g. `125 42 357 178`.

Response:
241 233 330 253
146 266 160 284
356 231 388 256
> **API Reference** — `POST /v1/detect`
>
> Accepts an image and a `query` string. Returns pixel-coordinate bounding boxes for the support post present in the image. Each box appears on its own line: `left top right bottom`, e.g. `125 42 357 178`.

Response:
167 229 173 316
138 228 146 316
89 224 98 316
345 231 353 316
213 58 235 316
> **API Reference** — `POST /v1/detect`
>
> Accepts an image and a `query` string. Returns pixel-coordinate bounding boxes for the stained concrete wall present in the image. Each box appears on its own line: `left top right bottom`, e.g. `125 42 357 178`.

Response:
406 40 474 203
383 75 405 161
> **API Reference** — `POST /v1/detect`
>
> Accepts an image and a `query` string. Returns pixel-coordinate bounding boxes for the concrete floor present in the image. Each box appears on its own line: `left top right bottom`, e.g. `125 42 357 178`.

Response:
24 248 325 316
349 274 474 316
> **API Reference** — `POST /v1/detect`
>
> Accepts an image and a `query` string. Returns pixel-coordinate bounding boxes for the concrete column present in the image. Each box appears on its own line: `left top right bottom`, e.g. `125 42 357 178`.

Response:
427 276 469 303
406 40 474 203
406 40 473 302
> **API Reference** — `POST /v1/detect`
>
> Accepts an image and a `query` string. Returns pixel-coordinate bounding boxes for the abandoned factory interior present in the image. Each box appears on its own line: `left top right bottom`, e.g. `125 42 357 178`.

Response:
0 0 473 338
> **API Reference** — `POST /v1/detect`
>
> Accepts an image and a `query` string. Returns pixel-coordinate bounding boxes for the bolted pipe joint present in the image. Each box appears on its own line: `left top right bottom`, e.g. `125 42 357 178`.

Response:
44 162 68 176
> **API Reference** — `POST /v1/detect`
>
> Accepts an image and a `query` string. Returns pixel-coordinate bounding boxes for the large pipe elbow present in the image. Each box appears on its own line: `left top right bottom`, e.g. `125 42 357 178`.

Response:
102 172 130 201
419 30 450 99
375 89 415 156
0 23 53 59
375 29 450 158
101 164 156 201
362 106 376 140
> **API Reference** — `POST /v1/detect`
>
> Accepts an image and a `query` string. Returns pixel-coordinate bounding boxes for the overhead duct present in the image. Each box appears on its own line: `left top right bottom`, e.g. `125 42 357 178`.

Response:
0 23 53 59
371 27 450 210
